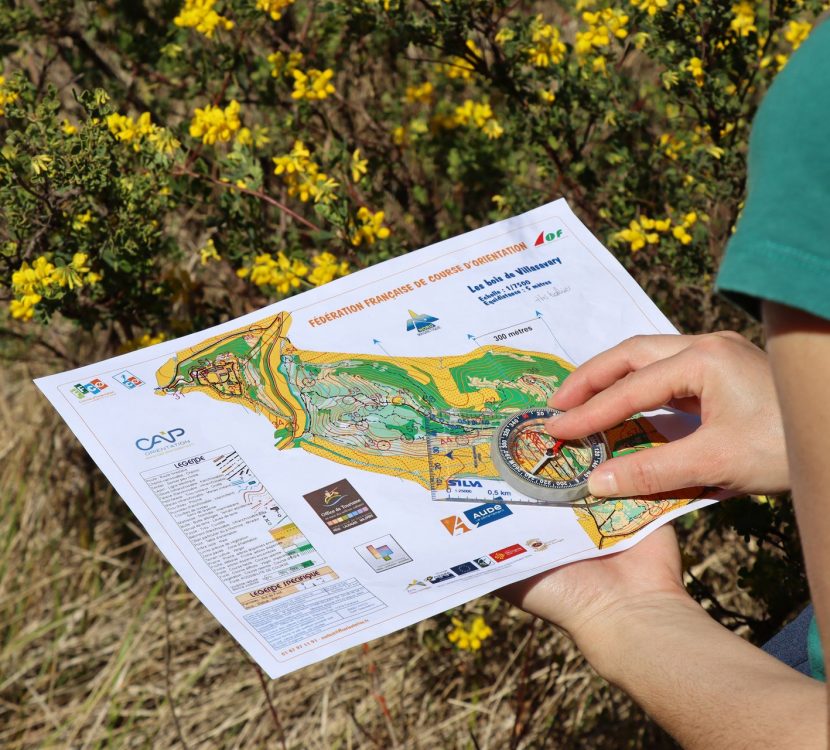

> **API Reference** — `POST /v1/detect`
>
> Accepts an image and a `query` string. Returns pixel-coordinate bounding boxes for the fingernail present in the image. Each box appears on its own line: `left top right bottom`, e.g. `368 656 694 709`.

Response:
588 470 618 497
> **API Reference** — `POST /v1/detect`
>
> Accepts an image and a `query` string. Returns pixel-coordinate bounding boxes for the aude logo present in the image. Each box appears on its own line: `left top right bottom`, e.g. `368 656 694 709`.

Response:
463 502 513 529
135 428 187 451
442 502 513 536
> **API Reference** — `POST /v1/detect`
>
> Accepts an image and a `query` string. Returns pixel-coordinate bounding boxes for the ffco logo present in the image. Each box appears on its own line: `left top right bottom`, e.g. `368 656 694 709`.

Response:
135 428 186 451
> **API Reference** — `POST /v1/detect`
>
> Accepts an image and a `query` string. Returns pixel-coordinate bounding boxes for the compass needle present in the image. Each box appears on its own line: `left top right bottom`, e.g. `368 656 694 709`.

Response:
491 408 609 506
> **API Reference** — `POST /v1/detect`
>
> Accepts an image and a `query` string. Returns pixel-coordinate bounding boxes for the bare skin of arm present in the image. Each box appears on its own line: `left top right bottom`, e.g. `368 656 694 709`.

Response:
501 330 828 748
503 525 826 750
764 301 830 732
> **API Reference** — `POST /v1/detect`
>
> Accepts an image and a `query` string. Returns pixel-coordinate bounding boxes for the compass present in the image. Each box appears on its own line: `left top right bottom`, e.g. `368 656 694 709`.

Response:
491 407 610 505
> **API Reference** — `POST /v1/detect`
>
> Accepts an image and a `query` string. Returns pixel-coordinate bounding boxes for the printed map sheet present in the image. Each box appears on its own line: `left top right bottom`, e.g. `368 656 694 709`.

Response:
36 199 714 678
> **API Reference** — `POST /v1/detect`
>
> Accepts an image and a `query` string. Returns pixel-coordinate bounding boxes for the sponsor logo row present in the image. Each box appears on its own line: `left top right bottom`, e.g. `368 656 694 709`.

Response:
406 543 527 593
69 370 143 400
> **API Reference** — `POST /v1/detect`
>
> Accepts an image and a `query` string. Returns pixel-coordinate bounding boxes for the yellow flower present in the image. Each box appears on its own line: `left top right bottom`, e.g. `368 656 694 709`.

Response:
291 68 335 101
784 20 811 50
730 1 756 37
447 615 494 651
451 99 503 138
441 39 481 80
31 154 53 175
613 218 661 252
686 57 705 87
495 27 515 45
659 132 686 160
392 125 406 145
272 141 339 204
308 252 350 286
173 0 234 38
482 119 504 139
351 207 390 246
189 100 242 145
120 332 166 352
268 50 303 78
147 127 181 156
630 0 668 15
672 225 693 244
405 81 434 105
240 252 309 294
9 294 42 320
539 89 556 103
72 211 93 231
0 75 18 116
256 0 295 20
107 112 138 142
351 149 368 182
199 238 221 265
528 15 567 66
61 119 77 135
273 139 312 175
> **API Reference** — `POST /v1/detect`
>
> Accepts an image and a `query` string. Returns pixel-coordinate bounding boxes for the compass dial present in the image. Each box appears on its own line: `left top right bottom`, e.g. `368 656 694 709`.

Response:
491 407 609 504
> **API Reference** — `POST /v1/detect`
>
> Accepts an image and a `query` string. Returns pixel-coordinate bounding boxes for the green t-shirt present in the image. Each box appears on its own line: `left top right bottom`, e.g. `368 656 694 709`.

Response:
716 21 829 682
717 20 830 320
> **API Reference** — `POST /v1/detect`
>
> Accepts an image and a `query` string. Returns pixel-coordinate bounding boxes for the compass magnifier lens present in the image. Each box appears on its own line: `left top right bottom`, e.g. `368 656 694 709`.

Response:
491 407 609 505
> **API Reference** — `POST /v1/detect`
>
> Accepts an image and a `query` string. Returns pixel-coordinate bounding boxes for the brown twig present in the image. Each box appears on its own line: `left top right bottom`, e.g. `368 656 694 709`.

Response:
254 665 288 750
173 165 323 233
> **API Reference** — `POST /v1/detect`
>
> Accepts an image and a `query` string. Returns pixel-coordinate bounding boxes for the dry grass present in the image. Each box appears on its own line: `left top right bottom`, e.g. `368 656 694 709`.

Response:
0 341 783 750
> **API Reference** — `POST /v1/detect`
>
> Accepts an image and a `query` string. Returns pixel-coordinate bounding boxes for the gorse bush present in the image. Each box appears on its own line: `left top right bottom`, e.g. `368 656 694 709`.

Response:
1 0 825 344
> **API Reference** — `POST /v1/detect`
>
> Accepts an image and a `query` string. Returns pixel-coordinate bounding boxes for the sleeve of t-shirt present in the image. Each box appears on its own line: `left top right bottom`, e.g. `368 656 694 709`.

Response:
715 21 830 322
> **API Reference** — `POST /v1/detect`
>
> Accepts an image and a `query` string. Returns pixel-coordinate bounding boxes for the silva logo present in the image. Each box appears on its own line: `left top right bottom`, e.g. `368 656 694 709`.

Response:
534 228 564 246
135 428 187 451
406 309 440 335
447 479 483 488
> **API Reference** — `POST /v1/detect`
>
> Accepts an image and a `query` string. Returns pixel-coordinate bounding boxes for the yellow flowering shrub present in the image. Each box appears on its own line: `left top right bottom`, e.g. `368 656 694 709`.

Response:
0 1 819 722
1 0 826 339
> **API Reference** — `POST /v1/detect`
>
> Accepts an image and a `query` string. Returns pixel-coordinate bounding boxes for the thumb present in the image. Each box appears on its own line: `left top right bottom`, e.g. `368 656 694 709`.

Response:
588 432 713 498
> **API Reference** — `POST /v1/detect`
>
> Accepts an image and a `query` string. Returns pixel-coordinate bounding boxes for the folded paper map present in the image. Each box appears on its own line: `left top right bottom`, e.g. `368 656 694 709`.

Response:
36 199 713 678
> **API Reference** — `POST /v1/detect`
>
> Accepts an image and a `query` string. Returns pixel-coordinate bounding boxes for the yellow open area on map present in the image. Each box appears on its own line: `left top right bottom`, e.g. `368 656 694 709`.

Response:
155 312 697 548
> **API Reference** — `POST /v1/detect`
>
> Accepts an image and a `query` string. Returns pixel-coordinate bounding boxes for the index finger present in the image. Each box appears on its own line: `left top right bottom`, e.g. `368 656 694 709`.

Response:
549 334 694 411
545 347 700 439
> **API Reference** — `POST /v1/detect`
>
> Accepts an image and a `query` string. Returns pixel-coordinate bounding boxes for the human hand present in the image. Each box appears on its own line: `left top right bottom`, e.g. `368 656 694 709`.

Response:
499 524 694 673
546 332 789 498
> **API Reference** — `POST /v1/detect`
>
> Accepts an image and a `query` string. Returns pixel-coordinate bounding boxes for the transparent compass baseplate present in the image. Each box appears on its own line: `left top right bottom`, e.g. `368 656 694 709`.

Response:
491 407 609 505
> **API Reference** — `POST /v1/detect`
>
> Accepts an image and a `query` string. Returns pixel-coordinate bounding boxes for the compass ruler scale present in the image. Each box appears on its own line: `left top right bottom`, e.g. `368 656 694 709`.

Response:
491 407 610 505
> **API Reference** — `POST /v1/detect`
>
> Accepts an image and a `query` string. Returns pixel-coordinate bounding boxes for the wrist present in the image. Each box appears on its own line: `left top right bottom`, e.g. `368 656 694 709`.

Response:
572 589 702 684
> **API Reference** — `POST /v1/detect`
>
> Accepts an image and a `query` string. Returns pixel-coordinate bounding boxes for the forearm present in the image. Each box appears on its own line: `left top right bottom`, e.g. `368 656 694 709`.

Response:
764 301 830 726
578 594 826 749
